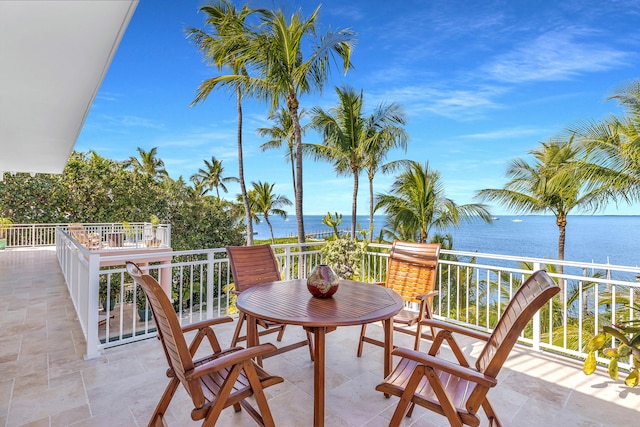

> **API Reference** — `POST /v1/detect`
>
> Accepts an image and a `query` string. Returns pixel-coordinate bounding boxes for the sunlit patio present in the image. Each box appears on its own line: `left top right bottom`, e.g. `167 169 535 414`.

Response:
2 248 639 427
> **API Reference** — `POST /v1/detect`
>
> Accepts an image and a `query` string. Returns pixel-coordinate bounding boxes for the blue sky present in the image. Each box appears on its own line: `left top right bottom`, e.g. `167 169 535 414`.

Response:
76 0 640 216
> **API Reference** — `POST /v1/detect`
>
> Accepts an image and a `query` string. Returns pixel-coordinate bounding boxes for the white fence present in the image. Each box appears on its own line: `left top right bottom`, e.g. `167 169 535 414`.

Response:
5 222 170 249
54 229 640 372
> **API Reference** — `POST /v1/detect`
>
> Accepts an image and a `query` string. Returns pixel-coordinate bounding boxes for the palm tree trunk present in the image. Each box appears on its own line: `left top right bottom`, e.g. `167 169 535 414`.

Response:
288 94 305 244
557 215 567 301
236 86 253 246
289 144 297 203
368 174 374 242
266 217 275 245
351 170 358 238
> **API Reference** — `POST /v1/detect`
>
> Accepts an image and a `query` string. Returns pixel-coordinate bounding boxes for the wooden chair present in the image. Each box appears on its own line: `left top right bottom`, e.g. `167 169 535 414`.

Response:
125 261 283 427
68 223 101 250
226 245 314 361
376 270 560 427
358 241 440 356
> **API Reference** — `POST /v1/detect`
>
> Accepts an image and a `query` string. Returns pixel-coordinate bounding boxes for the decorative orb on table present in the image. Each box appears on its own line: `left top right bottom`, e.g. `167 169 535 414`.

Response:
307 264 339 298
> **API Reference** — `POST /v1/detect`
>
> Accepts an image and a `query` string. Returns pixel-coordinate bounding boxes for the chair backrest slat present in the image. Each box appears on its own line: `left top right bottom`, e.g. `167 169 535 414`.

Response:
385 241 440 303
226 245 281 292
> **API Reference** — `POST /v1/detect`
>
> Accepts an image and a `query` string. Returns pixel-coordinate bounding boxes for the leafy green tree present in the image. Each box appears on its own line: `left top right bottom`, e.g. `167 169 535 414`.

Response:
476 138 610 277
187 0 261 245
0 172 64 223
246 5 355 244
0 150 245 251
190 156 237 198
123 147 169 180
168 194 244 251
378 161 491 243
248 181 291 244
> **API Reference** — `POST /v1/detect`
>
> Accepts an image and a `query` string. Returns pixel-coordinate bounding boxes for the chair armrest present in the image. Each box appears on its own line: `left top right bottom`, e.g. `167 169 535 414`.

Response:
419 319 491 342
193 346 245 366
416 290 439 300
391 347 497 388
186 343 277 380
181 316 234 333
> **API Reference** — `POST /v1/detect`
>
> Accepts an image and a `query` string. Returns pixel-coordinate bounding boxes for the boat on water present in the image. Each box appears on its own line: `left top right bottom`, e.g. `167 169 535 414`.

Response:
512 219 523 222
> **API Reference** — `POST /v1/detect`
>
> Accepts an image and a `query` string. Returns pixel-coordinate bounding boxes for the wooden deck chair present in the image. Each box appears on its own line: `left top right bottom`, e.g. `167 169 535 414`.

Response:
358 241 441 355
68 223 101 250
226 245 314 362
125 262 283 427
376 270 560 427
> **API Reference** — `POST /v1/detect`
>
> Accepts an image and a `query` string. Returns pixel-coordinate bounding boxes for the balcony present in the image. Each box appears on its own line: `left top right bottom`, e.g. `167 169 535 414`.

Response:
2 234 640 425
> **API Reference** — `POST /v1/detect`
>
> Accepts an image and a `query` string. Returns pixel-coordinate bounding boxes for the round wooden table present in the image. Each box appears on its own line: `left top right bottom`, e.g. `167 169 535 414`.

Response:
236 279 403 427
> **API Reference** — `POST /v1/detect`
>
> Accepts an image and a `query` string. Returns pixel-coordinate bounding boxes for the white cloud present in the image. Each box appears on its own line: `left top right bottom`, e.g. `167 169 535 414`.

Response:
483 30 630 83
374 84 505 120
461 126 544 140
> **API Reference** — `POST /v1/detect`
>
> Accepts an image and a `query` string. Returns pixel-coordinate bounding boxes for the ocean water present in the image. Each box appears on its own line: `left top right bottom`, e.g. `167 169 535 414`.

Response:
252 215 640 267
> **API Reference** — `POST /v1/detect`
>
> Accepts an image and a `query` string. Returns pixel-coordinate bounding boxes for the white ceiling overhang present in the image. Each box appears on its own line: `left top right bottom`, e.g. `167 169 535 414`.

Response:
0 0 138 177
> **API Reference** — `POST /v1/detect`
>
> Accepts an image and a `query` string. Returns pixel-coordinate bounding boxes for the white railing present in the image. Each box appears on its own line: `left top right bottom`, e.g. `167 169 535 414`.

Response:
4 222 171 249
3 223 62 247
55 233 640 371
362 244 640 369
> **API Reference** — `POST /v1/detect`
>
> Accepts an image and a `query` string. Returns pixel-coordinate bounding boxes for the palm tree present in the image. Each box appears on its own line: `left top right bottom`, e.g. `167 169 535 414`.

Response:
476 137 610 278
190 156 237 198
189 176 208 199
124 147 168 180
187 0 261 245
377 161 491 243
362 103 408 239
310 86 367 237
249 181 292 244
245 6 355 244
258 107 309 204
570 80 640 206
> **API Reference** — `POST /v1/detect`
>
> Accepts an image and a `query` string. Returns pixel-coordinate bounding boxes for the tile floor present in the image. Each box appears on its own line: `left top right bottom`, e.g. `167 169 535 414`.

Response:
1 247 639 426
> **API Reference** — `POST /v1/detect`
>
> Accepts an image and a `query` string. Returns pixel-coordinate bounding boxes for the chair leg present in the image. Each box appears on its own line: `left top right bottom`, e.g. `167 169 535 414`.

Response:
424 366 464 427
388 365 426 427
482 398 502 427
414 322 422 351
150 377 180 427
231 312 246 347
243 360 277 427
276 324 286 341
203 364 244 427
357 324 367 357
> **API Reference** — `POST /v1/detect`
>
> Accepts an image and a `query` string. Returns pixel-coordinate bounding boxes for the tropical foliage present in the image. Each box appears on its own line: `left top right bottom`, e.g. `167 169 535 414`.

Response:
377 161 491 243
321 236 365 280
0 150 245 251
187 0 261 245
124 147 169 180
310 86 407 238
240 5 355 243
584 314 640 387
246 181 292 244
258 107 310 204
476 137 611 279
190 156 237 198
570 79 640 207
